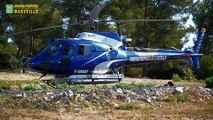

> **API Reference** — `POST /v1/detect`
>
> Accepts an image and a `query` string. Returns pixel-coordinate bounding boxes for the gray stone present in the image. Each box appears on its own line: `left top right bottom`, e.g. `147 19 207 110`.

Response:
146 97 152 103
43 96 51 102
46 91 54 96
40 101 47 108
104 90 113 97
175 87 184 93
112 102 119 109
67 90 74 97
15 94 23 99
15 93 26 99
116 88 123 94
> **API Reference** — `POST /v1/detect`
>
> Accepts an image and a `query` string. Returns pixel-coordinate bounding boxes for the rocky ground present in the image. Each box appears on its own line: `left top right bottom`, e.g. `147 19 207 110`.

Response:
0 72 212 120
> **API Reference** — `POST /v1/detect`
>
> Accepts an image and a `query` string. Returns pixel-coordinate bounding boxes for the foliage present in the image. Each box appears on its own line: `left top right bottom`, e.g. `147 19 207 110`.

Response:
115 82 155 89
23 83 50 92
101 84 109 89
0 53 19 69
0 41 18 69
70 84 85 92
125 66 142 78
172 74 182 82
192 0 213 55
119 102 140 110
148 67 184 79
205 76 213 88
196 55 213 79
0 80 38 91
183 68 197 81
163 94 189 103
177 94 189 103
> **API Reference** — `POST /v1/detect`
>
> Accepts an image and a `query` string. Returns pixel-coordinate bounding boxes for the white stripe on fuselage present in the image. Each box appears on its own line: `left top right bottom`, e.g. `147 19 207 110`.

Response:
81 51 108 67
92 59 126 74
128 52 183 56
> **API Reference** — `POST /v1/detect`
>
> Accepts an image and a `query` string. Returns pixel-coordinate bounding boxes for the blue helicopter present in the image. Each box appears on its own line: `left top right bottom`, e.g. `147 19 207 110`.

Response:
13 5 206 84
27 27 206 84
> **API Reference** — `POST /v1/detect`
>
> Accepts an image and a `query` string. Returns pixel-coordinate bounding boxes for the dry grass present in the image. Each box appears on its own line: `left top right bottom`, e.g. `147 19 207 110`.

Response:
0 94 212 120
0 100 212 120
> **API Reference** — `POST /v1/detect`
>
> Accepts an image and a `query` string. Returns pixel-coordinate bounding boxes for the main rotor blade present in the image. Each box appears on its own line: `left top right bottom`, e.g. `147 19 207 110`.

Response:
10 21 90 35
99 19 175 23
10 25 63 35
90 4 104 20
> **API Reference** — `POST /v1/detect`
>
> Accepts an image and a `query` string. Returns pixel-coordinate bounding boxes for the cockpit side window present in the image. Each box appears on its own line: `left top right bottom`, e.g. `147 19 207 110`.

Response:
78 44 92 56
36 41 63 57
63 43 74 56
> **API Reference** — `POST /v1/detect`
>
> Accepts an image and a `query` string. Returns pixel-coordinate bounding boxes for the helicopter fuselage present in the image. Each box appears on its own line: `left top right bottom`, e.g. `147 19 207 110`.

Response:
29 30 205 77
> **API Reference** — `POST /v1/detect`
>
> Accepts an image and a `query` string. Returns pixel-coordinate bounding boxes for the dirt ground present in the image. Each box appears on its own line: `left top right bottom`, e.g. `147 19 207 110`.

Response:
0 72 205 87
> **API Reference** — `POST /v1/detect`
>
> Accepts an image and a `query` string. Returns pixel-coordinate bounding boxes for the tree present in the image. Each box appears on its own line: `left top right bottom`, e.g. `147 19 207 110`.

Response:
60 0 102 37
6 0 64 57
192 0 213 78
192 0 213 55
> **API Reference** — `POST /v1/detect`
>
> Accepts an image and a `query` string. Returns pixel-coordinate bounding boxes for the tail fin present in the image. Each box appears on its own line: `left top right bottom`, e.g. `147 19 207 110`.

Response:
192 28 206 70
192 57 200 70
193 28 206 53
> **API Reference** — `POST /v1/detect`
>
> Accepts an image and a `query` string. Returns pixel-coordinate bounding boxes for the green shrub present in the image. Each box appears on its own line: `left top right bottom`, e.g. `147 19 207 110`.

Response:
172 74 182 82
119 102 140 110
125 66 142 78
183 68 197 81
0 80 38 90
58 83 70 89
196 55 213 79
0 53 18 69
101 84 108 89
0 42 18 69
163 96 176 102
205 76 213 88
177 94 188 103
115 82 155 89
163 94 188 103
70 84 85 92
23 83 50 91
23 84 37 91
148 67 184 79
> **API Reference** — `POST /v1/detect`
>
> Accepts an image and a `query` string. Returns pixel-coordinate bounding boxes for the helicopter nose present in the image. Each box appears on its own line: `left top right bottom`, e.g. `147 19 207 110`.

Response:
29 58 52 72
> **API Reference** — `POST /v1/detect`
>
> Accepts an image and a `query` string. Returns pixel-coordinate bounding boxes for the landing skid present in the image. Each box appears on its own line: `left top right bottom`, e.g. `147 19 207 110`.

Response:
42 80 58 89
56 74 124 85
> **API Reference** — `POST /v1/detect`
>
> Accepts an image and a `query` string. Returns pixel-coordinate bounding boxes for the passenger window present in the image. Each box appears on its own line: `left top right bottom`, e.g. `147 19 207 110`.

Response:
78 44 92 56
63 43 74 56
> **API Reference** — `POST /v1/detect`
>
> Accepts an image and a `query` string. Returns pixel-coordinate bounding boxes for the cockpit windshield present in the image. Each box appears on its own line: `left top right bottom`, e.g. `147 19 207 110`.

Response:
36 41 63 57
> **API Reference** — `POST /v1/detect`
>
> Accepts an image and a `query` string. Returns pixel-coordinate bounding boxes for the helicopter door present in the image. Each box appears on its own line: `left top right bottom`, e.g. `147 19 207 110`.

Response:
57 43 74 73
76 44 92 72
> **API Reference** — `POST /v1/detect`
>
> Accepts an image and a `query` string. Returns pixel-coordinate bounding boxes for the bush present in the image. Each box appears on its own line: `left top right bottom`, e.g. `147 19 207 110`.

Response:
148 67 184 79
205 76 213 88
172 74 182 82
196 55 213 79
119 102 140 110
183 68 197 81
115 82 155 89
177 94 188 103
0 53 18 69
0 42 18 69
124 66 142 78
